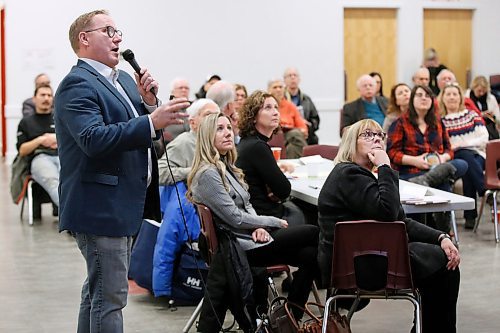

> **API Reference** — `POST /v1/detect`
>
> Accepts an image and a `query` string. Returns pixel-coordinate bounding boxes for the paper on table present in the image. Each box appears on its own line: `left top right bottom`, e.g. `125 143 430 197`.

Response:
400 183 450 205
299 155 324 164
400 184 427 201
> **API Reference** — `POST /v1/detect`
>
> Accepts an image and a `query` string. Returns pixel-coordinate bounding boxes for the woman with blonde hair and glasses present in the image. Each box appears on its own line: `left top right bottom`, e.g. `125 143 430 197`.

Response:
187 113 318 332
318 119 460 332
440 82 489 229
465 75 500 140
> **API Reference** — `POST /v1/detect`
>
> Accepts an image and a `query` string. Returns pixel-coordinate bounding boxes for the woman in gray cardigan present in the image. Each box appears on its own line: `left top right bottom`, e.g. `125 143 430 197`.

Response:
187 113 318 328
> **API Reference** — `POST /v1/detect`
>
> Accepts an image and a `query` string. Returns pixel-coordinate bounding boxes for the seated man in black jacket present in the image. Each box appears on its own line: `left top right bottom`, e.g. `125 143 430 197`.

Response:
16 84 60 208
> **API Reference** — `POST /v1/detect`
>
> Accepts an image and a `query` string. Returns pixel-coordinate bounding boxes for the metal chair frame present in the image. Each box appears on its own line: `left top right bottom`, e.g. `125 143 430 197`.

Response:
322 220 422 333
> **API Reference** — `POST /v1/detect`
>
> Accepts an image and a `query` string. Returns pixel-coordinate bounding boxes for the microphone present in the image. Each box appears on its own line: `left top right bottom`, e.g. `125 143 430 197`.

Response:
122 49 156 94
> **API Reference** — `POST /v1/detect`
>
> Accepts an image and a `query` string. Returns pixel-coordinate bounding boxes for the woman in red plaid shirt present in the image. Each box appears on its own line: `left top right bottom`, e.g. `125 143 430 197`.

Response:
387 85 468 232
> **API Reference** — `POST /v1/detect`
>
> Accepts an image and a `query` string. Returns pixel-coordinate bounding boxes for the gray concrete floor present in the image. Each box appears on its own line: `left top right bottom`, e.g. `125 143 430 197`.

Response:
1 161 500 332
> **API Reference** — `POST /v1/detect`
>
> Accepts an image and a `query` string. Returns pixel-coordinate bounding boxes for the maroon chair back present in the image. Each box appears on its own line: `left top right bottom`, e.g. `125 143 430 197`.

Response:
195 204 218 265
268 130 286 159
302 144 339 160
331 220 414 292
484 139 500 190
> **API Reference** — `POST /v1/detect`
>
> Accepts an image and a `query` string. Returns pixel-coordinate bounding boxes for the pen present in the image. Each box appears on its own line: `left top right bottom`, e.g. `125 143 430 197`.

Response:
308 185 319 190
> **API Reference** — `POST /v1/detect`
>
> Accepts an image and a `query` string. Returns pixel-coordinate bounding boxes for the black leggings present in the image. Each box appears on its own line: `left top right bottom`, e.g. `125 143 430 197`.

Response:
246 224 319 315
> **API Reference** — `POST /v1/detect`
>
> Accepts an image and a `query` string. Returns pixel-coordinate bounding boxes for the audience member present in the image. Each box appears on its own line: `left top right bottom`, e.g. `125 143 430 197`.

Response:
423 47 447 95
16 84 59 207
436 69 481 114
318 119 460 332
340 74 388 135
465 75 500 140
284 67 320 144
195 74 221 99
439 83 489 229
187 113 319 330
206 80 240 143
54 10 189 332
153 99 219 300
236 90 306 227
268 78 307 158
369 71 388 104
234 83 248 112
387 85 467 232
158 99 219 186
382 83 411 132
22 73 51 117
412 67 431 87
162 77 192 143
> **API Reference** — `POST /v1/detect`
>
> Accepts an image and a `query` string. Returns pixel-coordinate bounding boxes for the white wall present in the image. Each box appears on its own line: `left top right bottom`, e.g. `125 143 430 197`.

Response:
3 0 500 162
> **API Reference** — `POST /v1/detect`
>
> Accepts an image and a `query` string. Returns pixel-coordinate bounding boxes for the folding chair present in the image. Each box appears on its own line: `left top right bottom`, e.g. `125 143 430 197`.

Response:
475 139 500 243
19 176 54 225
322 220 422 333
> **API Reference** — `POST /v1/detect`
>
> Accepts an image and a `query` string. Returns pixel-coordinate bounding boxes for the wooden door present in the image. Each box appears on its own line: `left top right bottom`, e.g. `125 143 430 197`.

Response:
424 9 473 89
344 8 397 103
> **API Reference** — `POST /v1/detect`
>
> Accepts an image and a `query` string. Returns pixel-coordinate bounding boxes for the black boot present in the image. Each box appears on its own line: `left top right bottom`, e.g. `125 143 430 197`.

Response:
409 163 457 188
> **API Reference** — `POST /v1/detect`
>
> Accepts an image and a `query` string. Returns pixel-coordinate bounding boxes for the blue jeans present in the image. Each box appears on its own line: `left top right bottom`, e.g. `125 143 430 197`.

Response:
75 233 132 333
454 149 485 219
30 154 60 206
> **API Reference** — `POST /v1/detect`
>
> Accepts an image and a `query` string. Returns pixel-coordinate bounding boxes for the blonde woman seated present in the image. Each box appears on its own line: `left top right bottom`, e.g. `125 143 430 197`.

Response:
318 119 460 333
187 113 319 332
465 75 500 140
440 82 489 229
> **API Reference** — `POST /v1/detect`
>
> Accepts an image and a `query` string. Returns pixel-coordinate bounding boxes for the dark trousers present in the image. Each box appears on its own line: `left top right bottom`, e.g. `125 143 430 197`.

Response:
454 149 485 219
415 266 460 333
246 225 319 317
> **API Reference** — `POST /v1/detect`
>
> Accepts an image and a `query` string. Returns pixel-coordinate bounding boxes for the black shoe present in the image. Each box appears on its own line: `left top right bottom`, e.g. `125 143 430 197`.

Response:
52 204 59 217
465 218 476 230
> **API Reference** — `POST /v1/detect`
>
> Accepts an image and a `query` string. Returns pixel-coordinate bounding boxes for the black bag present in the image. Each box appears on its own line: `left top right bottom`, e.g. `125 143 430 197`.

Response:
129 219 160 291
484 116 500 140
171 243 208 305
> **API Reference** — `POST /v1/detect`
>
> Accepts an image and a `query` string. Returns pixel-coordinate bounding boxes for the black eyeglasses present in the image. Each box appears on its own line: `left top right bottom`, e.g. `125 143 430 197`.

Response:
84 26 122 38
358 130 387 141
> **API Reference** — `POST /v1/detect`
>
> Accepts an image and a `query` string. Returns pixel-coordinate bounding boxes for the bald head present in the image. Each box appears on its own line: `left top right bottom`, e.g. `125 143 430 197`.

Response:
437 69 456 90
356 74 376 100
206 81 235 116
413 67 430 86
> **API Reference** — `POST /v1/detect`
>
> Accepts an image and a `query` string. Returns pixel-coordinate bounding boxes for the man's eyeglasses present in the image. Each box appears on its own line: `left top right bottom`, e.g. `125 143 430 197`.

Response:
84 26 122 38
358 130 387 141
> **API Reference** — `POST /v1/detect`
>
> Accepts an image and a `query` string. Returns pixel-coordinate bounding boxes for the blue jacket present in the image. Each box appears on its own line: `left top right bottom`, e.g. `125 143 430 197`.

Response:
54 60 161 236
153 182 200 296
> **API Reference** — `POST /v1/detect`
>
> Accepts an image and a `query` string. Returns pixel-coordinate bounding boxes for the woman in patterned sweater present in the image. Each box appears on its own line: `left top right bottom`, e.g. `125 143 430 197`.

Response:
439 83 489 229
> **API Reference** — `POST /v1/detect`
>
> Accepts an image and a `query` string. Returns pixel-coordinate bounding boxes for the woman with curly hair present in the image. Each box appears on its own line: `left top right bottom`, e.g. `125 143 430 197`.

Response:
236 90 307 227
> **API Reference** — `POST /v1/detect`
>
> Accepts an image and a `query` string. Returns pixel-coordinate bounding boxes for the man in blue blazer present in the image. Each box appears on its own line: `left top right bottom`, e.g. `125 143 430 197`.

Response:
54 9 189 333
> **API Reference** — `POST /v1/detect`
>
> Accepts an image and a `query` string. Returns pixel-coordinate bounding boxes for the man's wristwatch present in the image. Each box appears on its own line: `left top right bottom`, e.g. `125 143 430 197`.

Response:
438 233 451 244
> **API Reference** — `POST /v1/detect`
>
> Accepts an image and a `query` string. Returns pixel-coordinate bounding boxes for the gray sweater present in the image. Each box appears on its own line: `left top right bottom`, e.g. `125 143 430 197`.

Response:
190 164 283 250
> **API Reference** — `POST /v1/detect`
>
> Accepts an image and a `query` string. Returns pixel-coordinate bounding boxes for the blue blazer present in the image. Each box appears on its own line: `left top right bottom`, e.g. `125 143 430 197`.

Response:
54 60 161 237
